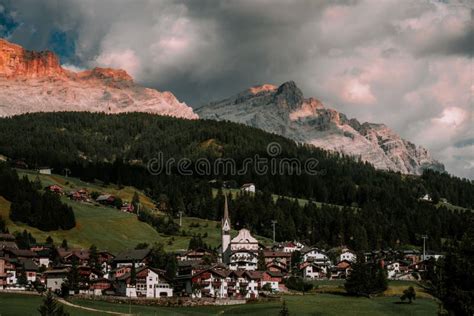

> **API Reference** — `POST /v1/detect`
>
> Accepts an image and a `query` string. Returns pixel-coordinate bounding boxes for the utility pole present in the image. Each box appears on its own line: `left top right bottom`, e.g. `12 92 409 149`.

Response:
178 211 183 227
271 220 278 243
422 235 428 261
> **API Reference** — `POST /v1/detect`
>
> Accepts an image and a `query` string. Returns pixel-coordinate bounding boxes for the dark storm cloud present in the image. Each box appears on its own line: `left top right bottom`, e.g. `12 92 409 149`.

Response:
1 0 473 178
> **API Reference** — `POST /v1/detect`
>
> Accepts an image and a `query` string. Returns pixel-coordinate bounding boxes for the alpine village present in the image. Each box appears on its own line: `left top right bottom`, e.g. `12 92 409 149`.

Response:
0 4 473 315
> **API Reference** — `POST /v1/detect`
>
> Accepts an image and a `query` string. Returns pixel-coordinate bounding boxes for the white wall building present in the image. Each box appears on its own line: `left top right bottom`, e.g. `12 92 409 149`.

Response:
221 195 260 270
340 251 357 263
229 250 258 271
38 168 52 175
302 248 330 263
117 267 173 298
240 183 256 193
44 269 69 292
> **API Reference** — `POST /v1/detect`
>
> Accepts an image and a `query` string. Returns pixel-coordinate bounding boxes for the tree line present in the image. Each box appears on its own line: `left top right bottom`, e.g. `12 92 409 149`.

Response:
0 112 472 250
0 164 76 231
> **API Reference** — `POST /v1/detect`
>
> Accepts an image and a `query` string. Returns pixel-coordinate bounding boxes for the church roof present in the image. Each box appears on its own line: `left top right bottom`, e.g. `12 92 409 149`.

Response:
231 229 258 244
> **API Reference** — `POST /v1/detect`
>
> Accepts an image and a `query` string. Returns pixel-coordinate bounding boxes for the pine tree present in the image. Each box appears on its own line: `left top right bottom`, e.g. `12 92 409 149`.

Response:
345 255 387 297
46 236 54 245
61 239 68 250
33 175 42 190
290 251 302 275
400 286 416 303
374 263 388 293
130 261 137 286
279 300 290 316
132 191 140 210
66 257 79 293
257 251 267 271
165 255 177 281
89 244 101 270
344 253 370 296
38 290 69 316
17 268 27 286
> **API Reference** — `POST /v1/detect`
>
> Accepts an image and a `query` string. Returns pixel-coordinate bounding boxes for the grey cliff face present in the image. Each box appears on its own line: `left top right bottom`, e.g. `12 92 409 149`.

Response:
197 81 444 175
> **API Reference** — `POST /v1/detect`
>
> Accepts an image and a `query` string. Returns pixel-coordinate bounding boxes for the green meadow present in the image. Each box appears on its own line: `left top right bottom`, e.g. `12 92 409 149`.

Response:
0 292 438 316
1 171 270 253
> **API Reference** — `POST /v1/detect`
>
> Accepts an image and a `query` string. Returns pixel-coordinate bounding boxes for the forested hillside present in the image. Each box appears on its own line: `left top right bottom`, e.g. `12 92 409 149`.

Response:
0 112 472 250
0 164 75 231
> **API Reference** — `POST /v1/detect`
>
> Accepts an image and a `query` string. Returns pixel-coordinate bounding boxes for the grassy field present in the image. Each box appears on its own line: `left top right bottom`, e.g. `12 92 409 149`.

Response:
1 195 266 253
17 169 156 210
0 195 161 253
309 280 434 299
0 292 438 316
0 293 98 316
436 201 472 212
212 188 354 209
1 171 271 253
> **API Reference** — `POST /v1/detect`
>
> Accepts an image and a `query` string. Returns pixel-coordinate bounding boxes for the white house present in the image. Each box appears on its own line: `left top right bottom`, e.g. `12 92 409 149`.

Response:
340 250 356 263
0 258 17 287
243 271 261 298
44 269 70 292
116 267 173 298
191 268 229 299
38 168 52 175
228 270 261 298
302 248 330 264
386 262 400 279
300 262 326 279
300 248 331 279
281 241 306 253
420 194 432 202
5 268 17 286
240 183 256 193
39 257 50 268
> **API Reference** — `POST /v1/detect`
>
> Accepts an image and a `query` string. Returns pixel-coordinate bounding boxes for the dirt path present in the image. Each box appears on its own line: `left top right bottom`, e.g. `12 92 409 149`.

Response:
58 298 133 316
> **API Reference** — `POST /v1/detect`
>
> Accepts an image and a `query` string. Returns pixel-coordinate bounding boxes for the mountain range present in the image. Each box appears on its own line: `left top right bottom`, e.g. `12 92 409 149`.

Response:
0 38 443 175
197 81 444 175
0 39 197 119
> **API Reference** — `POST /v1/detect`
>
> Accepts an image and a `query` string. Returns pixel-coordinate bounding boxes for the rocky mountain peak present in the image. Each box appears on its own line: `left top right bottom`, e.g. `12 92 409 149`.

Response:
248 84 277 95
0 38 64 78
0 38 197 119
273 81 304 111
197 81 444 175
78 67 133 83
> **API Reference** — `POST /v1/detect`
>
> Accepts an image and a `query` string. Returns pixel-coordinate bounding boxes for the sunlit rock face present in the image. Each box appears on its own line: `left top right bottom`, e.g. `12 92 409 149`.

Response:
0 39 197 119
197 81 444 175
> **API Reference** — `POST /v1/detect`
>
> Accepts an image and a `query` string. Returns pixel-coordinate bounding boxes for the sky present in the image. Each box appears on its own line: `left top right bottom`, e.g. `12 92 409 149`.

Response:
0 0 473 179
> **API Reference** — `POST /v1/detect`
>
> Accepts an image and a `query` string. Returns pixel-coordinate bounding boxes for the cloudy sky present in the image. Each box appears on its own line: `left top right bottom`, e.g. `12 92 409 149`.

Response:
1 0 473 179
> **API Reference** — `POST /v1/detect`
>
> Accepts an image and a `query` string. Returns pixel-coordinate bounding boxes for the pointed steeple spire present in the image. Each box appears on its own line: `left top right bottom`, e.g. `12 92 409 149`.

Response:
224 194 229 222
222 194 231 232
221 193 231 264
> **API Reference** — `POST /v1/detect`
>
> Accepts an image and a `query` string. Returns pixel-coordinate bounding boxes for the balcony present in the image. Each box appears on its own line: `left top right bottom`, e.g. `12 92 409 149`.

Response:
212 281 222 287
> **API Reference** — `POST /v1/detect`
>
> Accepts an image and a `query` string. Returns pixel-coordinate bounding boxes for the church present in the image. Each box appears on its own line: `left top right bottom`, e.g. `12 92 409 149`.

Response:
221 195 260 271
